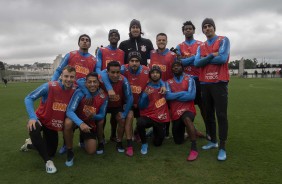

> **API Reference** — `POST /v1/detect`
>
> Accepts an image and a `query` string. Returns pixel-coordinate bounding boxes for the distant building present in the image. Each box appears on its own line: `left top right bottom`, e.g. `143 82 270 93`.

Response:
52 54 63 73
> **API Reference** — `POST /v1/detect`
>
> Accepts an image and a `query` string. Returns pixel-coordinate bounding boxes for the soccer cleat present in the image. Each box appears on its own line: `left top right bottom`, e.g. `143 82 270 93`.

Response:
65 157 74 167
202 141 218 150
126 146 134 157
217 149 227 161
59 145 67 154
20 138 32 152
141 143 148 155
116 143 125 153
187 150 198 161
46 160 57 174
96 144 104 155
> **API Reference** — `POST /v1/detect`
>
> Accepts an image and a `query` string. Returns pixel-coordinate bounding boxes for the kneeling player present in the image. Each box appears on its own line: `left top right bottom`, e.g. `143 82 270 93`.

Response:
137 66 170 155
23 66 76 173
64 72 108 166
166 60 198 161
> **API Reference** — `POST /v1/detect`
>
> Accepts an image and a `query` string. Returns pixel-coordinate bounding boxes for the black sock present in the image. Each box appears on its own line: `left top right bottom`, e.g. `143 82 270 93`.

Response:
67 149 74 161
219 141 226 150
191 141 197 151
127 139 132 147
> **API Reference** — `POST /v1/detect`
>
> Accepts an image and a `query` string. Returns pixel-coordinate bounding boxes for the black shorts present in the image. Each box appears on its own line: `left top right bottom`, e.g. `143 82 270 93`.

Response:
131 107 140 118
107 107 123 118
180 111 195 122
80 129 97 140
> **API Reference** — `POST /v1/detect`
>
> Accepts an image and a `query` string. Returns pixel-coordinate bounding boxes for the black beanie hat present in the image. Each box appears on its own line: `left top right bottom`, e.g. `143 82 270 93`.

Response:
127 51 142 62
149 65 162 78
78 34 91 44
108 29 120 39
129 19 142 31
202 18 216 32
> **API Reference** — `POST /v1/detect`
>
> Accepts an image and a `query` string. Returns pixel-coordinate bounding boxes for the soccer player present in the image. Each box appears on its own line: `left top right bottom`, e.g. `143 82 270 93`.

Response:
96 29 124 74
195 18 230 161
150 33 176 82
175 21 208 139
137 65 170 155
100 61 134 156
23 66 76 173
119 19 154 66
96 29 125 142
166 60 198 161
64 72 108 166
149 33 177 138
52 34 97 81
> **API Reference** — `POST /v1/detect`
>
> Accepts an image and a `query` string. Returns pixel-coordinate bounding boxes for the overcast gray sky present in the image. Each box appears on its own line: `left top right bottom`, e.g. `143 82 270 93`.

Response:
1 0 282 64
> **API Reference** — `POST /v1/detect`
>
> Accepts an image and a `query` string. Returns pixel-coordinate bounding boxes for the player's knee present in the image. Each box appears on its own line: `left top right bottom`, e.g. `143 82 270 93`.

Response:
64 118 74 130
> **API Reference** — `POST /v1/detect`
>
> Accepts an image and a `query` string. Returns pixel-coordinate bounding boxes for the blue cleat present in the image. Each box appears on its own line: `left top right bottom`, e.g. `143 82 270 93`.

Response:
202 141 218 150
141 143 148 155
59 145 67 154
65 157 74 167
217 149 227 161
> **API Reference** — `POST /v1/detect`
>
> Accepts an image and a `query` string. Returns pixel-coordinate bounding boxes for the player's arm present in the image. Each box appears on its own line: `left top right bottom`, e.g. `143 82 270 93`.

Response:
24 83 49 121
194 46 214 67
121 77 133 119
95 48 103 74
51 53 70 81
76 78 92 99
177 77 196 102
66 89 85 126
93 95 108 121
165 82 183 100
209 37 230 64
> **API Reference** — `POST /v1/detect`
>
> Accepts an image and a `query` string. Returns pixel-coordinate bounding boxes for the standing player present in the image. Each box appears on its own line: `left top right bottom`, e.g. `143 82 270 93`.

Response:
96 29 124 142
119 19 154 66
100 61 134 156
137 66 170 155
23 66 76 173
96 29 124 73
64 72 108 166
166 60 198 161
195 18 230 161
52 34 96 81
176 21 208 139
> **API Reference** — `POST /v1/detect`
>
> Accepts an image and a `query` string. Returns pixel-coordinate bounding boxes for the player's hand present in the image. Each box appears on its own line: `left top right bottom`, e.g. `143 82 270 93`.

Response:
159 86 166 94
212 52 219 57
144 87 152 95
80 123 92 133
108 90 116 99
27 119 40 132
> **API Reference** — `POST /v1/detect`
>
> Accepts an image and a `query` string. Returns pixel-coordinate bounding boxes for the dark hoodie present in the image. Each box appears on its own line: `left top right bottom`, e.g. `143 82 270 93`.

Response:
119 19 154 66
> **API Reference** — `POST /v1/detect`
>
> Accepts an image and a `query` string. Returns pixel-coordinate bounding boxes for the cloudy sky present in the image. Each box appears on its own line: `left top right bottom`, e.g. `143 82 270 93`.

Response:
1 0 282 65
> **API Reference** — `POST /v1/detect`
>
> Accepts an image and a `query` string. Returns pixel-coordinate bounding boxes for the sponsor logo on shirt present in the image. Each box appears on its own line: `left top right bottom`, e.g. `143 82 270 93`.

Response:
52 102 67 112
155 97 166 108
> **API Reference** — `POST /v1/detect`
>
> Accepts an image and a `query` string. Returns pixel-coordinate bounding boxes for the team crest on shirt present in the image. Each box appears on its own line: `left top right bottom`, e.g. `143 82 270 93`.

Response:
158 113 167 120
144 69 149 74
141 45 146 52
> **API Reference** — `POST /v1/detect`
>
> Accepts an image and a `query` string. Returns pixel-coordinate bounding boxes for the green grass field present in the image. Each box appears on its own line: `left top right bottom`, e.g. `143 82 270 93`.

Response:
0 77 281 184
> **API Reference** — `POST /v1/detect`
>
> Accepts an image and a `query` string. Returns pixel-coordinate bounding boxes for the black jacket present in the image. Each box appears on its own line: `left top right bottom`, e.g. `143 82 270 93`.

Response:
119 36 154 66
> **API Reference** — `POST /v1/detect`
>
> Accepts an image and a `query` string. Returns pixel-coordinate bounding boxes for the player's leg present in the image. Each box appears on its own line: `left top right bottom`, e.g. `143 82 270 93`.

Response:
152 121 165 147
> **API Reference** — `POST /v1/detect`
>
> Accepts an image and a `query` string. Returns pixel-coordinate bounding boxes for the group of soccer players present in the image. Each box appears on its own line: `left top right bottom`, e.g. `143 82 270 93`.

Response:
21 18 230 174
